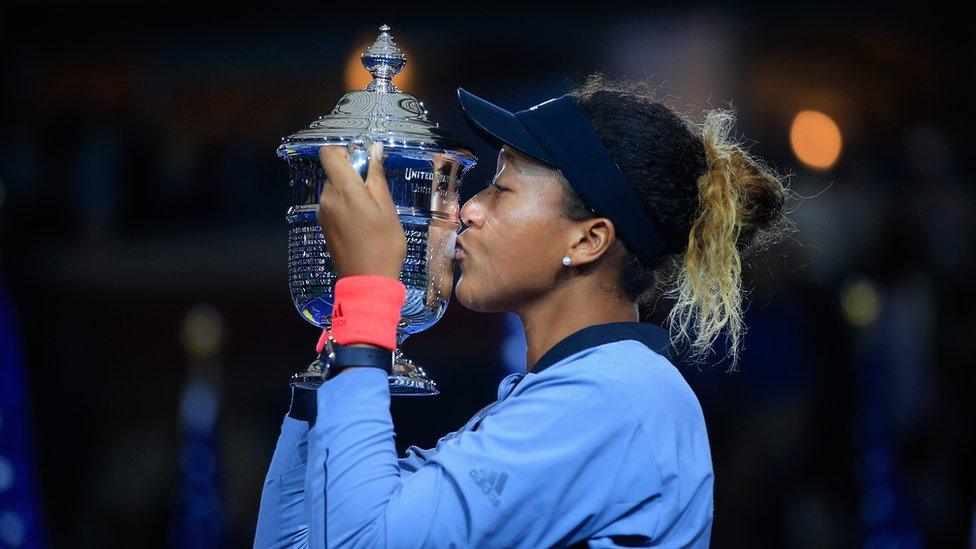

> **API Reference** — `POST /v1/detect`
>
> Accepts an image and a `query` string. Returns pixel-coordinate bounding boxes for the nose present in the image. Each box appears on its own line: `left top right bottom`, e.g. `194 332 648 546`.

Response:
459 191 485 230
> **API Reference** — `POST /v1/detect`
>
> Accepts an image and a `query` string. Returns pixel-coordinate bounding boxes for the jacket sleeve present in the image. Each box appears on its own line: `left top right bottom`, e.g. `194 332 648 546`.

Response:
308 366 644 548
397 441 447 474
254 388 317 549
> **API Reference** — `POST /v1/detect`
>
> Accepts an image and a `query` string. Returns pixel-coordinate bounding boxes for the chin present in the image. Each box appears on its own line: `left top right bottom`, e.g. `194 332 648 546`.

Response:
454 274 496 313
454 275 478 311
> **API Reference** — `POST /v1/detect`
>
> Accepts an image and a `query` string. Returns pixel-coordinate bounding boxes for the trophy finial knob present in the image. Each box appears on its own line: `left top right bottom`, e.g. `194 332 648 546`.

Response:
361 24 406 93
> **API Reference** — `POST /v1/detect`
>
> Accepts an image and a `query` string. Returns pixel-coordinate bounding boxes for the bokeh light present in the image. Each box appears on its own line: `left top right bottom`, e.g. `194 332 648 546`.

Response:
840 275 883 327
180 303 227 358
790 110 843 170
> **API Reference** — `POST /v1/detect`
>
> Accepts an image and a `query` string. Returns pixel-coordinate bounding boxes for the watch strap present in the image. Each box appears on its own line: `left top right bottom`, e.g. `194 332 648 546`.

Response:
325 344 393 380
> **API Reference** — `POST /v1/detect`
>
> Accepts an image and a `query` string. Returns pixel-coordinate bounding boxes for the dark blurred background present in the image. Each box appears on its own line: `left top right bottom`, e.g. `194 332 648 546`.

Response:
0 2 973 548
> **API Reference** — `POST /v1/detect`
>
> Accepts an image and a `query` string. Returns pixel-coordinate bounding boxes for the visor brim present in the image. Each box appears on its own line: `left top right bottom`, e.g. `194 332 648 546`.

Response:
456 88 557 167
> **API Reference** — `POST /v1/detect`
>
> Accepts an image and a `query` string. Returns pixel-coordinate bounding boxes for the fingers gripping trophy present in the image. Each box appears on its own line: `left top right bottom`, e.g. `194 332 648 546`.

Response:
277 25 477 395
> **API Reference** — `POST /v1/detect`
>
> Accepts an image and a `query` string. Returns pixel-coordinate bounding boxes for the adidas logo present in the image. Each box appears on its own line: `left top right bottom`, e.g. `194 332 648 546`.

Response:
333 302 346 327
469 468 508 508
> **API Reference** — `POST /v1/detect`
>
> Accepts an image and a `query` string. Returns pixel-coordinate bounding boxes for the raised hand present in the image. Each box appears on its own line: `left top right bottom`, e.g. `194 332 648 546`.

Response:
317 143 407 280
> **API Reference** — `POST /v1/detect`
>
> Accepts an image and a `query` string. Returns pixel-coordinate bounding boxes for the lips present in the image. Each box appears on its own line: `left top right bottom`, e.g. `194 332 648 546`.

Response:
454 236 467 261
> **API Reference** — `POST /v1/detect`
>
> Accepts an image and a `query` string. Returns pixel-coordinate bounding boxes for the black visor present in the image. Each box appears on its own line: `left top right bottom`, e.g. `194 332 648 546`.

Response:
456 87 669 267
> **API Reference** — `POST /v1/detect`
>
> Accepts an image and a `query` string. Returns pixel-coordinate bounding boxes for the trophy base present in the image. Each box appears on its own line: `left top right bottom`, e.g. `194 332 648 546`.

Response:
290 348 439 396
389 350 440 396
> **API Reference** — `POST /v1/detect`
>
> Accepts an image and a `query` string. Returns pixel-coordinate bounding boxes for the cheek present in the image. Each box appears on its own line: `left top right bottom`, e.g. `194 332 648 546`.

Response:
489 225 551 278
456 209 561 310
487 195 565 279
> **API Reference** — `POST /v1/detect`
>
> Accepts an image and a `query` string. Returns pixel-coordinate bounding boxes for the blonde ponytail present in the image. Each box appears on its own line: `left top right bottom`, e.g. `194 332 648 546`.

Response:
664 108 788 372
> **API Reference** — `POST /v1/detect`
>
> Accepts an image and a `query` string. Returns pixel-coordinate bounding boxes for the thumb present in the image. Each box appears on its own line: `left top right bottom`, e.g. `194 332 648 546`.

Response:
365 143 395 211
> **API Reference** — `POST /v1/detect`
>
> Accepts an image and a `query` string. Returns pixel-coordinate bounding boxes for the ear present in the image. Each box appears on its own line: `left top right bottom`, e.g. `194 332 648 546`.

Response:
567 217 617 267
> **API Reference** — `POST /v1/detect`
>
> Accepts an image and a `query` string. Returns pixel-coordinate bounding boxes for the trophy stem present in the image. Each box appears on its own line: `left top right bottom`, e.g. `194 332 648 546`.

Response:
289 331 439 396
290 354 327 390
390 346 439 396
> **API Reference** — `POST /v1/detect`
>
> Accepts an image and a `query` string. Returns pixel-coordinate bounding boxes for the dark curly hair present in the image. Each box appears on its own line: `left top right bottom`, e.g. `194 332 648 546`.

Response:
562 74 795 371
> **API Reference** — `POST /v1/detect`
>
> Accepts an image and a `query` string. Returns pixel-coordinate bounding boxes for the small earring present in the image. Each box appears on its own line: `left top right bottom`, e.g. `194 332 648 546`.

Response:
562 256 572 267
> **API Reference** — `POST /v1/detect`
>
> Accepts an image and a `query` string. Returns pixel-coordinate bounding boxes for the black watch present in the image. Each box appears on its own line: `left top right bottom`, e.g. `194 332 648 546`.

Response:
323 339 394 380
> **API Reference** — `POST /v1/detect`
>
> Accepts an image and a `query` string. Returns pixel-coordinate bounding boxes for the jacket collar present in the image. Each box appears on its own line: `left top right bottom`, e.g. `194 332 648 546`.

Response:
528 321 676 375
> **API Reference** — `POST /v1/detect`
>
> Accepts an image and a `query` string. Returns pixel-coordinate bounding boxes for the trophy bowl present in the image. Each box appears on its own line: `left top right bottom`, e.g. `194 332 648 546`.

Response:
277 25 477 395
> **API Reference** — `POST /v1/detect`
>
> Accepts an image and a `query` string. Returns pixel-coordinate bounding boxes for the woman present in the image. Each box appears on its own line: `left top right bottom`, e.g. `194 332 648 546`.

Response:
254 75 790 548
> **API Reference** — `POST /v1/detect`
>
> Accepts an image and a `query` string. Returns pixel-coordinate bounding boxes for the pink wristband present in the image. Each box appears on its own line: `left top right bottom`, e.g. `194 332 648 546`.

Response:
317 275 406 352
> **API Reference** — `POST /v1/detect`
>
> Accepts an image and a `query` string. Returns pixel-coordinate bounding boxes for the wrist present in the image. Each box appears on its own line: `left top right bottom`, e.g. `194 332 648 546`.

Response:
330 274 405 351
323 342 394 380
330 366 370 377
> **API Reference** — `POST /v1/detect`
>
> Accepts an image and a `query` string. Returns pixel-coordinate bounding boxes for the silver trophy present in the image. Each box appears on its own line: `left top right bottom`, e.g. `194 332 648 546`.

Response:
278 25 477 395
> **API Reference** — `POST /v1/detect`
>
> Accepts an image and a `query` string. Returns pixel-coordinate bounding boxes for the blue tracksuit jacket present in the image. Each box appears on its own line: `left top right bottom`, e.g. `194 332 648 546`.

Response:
254 321 713 548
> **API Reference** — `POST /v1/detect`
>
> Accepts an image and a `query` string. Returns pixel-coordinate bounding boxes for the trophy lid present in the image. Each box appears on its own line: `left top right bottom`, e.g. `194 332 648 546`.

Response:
278 25 473 159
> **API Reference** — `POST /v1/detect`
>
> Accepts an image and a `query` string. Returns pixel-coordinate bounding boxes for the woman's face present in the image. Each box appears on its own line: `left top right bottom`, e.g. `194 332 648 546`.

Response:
455 146 576 312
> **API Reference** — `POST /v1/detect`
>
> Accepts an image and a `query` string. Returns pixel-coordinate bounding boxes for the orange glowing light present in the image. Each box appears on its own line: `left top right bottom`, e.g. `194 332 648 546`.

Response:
344 41 415 92
789 110 843 170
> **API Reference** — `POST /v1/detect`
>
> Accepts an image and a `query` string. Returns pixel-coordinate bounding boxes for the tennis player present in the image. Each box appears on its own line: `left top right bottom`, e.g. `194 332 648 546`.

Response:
254 75 790 548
